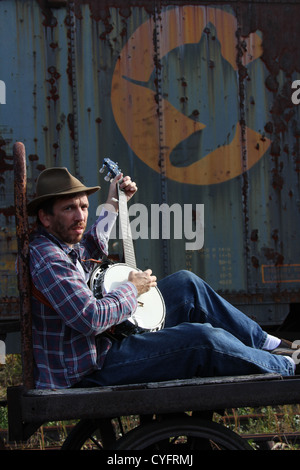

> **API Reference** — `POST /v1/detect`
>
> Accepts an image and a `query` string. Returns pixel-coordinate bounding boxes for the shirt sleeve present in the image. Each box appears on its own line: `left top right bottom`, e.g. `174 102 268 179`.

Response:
30 241 138 336
96 206 118 247
80 206 117 262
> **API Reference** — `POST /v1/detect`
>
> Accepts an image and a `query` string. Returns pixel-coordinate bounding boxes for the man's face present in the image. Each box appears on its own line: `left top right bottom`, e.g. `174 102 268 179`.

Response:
39 193 89 246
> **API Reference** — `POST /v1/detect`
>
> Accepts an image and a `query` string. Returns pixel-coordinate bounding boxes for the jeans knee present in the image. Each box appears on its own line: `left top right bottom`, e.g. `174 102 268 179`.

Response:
191 322 226 349
174 270 205 287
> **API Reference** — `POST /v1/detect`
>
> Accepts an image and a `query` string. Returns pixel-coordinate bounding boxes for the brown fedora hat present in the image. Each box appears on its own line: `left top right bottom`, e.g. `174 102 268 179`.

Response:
27 167 100 216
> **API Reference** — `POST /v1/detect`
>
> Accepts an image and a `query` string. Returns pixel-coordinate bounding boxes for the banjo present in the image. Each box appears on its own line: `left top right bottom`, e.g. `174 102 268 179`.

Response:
90 158 165 338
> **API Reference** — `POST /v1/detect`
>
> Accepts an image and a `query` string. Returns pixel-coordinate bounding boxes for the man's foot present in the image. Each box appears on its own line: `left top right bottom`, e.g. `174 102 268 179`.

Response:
271 340 300 375
271 339 300 353
271 347 297 357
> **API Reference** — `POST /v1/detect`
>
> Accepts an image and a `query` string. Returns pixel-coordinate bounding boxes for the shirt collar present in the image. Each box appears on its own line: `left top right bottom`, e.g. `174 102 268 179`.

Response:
37 226 81 261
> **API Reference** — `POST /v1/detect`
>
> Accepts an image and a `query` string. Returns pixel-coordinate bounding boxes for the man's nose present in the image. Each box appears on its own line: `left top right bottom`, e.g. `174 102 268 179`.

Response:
74 208 85 221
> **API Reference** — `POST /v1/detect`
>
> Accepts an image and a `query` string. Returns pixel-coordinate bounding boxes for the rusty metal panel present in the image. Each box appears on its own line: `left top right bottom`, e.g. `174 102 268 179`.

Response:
0 0 300 330
0 0 76 320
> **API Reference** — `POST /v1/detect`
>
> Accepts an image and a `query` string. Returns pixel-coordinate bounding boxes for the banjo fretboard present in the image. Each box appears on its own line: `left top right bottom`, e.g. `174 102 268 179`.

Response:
118 182 137 270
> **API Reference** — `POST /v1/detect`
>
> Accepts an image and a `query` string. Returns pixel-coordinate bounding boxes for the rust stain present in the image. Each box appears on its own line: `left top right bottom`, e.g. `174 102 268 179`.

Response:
262 247 284 266
46 66 61 103
0 140 13 174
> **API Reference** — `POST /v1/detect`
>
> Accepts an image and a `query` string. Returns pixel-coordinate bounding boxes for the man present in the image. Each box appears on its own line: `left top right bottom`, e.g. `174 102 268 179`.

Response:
28 167 298 389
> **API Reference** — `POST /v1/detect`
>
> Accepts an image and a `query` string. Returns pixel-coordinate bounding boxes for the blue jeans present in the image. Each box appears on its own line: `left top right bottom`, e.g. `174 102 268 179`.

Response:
81 270 294 386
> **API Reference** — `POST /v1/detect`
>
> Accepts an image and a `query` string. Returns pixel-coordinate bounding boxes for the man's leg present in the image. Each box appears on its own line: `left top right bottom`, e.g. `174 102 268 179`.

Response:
159 270 267 349
82 322 294 387
79 270 294 387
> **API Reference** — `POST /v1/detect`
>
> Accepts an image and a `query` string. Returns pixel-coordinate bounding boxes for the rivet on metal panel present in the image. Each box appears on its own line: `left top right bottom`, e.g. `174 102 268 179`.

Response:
67 2 80 177
154 4 170 277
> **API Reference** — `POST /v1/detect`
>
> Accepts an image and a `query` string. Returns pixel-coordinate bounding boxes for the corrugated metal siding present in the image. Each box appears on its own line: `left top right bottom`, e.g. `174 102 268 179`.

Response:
0 0 300 328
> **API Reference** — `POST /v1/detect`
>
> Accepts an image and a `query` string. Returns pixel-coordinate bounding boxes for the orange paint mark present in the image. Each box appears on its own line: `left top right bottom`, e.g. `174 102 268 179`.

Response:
111 6 268 185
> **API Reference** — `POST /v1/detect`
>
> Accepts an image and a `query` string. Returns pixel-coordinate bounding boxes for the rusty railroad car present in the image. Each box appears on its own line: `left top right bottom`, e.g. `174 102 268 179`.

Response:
0 0 300 351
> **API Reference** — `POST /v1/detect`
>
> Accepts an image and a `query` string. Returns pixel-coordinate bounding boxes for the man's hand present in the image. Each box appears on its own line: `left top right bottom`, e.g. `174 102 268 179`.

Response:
128 269 157 296
105 173 138 212
119 175 138 202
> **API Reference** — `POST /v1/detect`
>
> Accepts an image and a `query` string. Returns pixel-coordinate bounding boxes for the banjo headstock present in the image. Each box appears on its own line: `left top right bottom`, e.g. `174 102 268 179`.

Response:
99 158 122 182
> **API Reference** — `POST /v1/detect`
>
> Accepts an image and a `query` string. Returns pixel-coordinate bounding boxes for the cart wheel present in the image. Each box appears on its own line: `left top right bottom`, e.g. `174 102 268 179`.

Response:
61 418 116 450
115 416 252 450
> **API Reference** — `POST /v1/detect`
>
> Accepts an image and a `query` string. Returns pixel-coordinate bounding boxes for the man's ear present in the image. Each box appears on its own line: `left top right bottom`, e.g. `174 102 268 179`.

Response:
38 209 51 228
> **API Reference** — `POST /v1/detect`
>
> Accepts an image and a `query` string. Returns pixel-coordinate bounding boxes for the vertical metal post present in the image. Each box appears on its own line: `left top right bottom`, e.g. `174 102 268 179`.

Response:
68 1 80 178
13 142 34 390
154 3 170 277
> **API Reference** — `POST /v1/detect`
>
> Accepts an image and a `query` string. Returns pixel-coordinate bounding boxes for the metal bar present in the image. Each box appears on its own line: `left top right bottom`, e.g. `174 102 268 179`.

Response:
68 1 80 178
13 142 34 390
19 375 300 423
154 2 170 277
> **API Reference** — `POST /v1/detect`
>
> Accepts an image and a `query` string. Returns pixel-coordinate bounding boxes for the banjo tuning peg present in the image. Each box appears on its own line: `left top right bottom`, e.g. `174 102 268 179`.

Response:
104 172 112 182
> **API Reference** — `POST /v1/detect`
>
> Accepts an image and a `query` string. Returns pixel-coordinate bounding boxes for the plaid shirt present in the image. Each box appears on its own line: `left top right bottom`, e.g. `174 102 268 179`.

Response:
30 210 138 389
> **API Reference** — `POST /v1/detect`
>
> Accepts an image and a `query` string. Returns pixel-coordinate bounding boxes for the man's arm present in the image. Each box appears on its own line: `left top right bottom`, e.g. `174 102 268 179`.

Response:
30 239 138 336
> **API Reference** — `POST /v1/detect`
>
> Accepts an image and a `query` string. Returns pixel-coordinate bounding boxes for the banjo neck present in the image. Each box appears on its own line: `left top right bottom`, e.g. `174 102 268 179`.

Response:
96 157 166 335
100 158 137 270
117 184 137 270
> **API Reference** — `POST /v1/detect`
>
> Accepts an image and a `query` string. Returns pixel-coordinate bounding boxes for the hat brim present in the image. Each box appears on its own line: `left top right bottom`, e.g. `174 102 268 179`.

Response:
27 185 100 216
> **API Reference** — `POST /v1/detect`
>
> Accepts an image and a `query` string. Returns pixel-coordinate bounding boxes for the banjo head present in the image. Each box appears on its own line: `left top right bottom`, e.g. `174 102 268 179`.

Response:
91 263 165 331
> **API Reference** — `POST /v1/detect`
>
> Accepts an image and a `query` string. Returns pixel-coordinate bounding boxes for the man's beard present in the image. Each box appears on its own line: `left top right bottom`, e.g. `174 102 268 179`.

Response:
51 220 86 245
